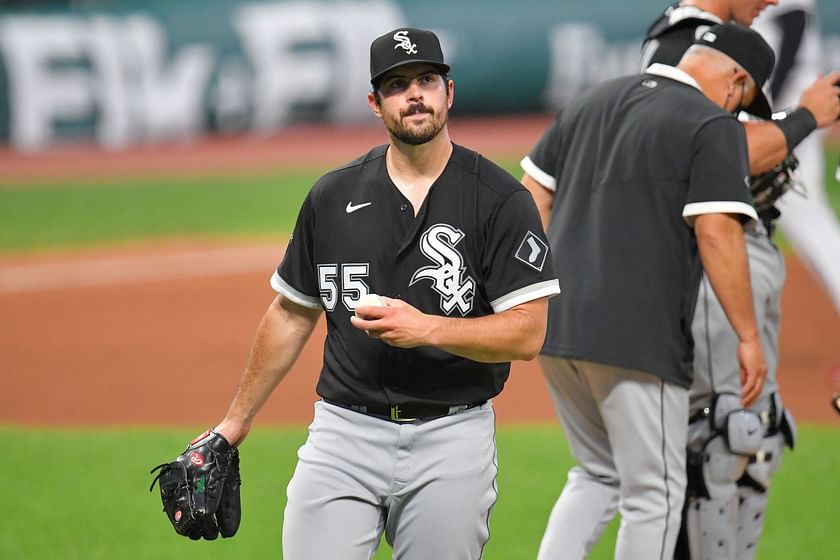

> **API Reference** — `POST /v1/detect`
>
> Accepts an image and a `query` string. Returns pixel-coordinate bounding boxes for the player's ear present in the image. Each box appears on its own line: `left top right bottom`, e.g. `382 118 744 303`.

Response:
368 90 383 118
729 67 749 93
446 79 455 109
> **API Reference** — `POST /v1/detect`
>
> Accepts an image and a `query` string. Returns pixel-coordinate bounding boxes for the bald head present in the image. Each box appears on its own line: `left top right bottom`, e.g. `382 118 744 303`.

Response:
678 45 758 113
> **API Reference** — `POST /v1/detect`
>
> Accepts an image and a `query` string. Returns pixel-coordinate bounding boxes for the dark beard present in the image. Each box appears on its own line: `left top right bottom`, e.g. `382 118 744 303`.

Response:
391 124 442 145
388 103 447 145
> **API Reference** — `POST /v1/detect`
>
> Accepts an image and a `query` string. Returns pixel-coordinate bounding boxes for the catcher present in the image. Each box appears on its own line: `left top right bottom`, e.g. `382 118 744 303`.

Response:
149 429 241 540
675 136 804 560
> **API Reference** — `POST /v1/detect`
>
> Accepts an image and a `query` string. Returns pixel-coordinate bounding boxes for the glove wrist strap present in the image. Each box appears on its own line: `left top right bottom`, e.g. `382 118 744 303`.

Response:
774 107 817 151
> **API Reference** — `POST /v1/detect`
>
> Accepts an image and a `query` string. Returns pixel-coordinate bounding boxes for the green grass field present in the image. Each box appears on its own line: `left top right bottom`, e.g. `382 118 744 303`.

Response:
2 425 839 559
0 168 319 252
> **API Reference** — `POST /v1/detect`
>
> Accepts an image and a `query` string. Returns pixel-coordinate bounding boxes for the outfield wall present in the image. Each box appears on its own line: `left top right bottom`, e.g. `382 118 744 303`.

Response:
1 0 839 151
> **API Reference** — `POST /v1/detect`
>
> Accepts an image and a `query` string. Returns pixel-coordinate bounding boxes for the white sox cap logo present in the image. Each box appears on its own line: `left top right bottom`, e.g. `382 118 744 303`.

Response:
410 224 475 316
393 30 418 54
370 27 449 85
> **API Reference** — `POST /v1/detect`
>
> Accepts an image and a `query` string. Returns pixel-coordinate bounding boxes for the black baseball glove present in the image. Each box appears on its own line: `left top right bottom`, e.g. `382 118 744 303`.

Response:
149 429 241 540
750 153 801 213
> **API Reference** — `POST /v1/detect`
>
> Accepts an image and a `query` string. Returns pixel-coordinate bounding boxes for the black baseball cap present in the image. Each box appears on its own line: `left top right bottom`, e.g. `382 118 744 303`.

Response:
693 23 775 118
370 28 450 87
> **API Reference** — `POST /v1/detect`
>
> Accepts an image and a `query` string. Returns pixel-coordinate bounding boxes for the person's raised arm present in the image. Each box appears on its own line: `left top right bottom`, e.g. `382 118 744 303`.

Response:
744 71 840 173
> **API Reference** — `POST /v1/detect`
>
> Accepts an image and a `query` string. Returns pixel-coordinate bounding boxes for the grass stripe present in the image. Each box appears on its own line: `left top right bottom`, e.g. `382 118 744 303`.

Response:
2 424 838 559
1 151 838 255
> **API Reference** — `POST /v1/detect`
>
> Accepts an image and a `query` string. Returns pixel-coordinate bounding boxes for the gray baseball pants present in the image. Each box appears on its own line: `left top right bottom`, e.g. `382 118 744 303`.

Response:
536 358 688 560
282 400 498 559
692 223 784 404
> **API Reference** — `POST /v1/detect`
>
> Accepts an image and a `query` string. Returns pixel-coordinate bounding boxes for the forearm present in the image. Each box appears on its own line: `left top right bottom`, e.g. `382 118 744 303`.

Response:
219 296 321 433
744 121 790 175
744 71 840 174
428 299 549 363
695 214 759 343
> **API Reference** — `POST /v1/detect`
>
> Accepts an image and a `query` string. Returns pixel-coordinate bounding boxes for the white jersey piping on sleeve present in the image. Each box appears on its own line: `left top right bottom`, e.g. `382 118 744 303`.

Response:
491 279 561 313
520 156 557 192
682 201 758 226
270 271 322 309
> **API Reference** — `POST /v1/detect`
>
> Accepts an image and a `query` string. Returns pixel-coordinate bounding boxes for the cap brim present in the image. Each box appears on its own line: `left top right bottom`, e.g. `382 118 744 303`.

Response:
371 60 451 86
745 91 772 120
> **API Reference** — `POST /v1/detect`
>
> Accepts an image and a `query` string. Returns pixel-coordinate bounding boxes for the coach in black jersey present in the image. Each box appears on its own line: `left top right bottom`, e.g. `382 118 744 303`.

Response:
520 24 771 560
211 28 560 559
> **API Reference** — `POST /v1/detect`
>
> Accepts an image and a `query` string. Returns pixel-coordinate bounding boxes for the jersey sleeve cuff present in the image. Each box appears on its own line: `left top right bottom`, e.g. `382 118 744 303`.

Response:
270 271 322 309
491 279 561 313
520 156 557 192
682 201 758 227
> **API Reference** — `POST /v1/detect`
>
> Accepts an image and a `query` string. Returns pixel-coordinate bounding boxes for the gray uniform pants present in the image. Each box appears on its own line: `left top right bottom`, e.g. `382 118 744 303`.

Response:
283 400 498 560
537 358 688 560
692 224 784 404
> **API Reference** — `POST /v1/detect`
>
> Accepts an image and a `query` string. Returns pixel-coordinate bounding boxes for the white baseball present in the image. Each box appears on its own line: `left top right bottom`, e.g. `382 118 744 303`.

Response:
355 293 385 314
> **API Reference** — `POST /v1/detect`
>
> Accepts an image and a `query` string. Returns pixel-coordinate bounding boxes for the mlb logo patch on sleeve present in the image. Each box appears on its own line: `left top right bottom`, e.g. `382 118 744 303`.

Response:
515 232 549 272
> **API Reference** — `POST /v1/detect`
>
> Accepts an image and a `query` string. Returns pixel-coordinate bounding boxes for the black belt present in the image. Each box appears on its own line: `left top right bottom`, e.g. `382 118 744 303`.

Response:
323 399 485 423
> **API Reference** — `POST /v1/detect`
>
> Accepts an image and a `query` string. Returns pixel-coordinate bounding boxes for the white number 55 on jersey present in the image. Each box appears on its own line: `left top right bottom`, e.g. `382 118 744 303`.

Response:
318 263 371 312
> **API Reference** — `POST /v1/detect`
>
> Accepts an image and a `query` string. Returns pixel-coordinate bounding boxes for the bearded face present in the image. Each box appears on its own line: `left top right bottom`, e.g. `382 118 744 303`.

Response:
384 100 448 145
370 65 452 146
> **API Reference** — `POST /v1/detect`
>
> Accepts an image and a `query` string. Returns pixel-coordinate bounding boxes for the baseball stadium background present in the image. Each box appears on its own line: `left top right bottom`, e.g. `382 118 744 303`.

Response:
1 0 839 557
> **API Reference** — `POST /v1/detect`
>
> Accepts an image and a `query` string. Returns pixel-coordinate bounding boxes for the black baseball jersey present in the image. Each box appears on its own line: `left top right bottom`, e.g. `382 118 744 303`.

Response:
273 143 560 407
521 67 756 388
640 3 723 70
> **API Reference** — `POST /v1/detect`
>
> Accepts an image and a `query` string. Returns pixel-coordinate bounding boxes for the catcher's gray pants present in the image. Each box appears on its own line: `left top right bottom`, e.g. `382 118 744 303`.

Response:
282 400 498 560
536 358 688 560
691 223 784 402
680 224 790 560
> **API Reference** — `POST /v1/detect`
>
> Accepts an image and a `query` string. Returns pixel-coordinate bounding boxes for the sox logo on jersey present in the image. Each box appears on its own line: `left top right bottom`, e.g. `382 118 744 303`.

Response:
410 223 475 316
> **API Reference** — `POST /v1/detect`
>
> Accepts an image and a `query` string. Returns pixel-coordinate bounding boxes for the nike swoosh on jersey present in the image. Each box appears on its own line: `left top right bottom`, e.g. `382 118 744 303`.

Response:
345 201 372 214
